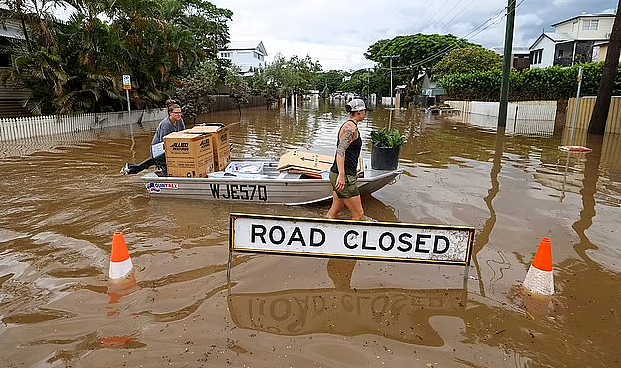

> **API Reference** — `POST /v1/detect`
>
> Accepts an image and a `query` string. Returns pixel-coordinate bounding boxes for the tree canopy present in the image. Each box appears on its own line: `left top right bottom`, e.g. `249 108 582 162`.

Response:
1 0 233 114
432 46 503 78
364 34 479 96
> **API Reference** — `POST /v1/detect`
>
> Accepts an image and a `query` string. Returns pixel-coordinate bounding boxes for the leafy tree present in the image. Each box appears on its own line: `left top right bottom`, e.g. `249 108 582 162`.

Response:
248 69 278 109
0 0 233 114
176 60 219 123
432 46 503 78
365 34 478 98
315 70 344 95
261 53 321 100
225 65 249 115
338 69 370 97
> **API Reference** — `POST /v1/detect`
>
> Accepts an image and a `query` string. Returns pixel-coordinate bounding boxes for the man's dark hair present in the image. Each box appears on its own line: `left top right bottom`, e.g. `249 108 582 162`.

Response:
168 103 181 115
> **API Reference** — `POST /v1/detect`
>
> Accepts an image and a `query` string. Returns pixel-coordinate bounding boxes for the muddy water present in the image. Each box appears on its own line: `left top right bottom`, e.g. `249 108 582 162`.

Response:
0 101 620 368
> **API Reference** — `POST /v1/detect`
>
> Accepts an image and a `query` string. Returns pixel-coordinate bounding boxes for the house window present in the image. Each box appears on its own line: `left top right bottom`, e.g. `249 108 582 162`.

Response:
582 20 599 31
220 52 232 58
529 49 543 64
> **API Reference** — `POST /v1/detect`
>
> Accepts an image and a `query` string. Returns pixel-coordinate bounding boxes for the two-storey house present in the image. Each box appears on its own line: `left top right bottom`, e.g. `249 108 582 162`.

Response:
529 12 615 69
218 41 268 76
0 13 30 116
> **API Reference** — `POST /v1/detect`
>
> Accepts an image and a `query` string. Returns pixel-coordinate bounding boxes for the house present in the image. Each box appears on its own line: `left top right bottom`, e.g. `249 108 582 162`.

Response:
218 41 267 76
592 41 621 62
529 12 616 69
490 46 530 71
0 13 30 117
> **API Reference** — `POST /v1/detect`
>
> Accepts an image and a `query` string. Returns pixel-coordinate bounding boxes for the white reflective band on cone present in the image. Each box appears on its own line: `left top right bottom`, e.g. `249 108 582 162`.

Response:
523 265 554 296
109 258 134 279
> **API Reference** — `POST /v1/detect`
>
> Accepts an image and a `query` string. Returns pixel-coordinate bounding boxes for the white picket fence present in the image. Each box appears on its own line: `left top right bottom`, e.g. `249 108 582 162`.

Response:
445 101 558 121
0 108 167 141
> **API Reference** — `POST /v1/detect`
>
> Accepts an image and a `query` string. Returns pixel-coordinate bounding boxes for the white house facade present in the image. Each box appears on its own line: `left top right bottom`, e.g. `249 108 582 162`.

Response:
218 41 267 76
529 33 571 69
529 13 615 69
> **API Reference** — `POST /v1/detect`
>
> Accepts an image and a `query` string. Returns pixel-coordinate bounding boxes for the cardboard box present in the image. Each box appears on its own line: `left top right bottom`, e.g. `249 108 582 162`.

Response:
186 124 231 171
164 132 214 177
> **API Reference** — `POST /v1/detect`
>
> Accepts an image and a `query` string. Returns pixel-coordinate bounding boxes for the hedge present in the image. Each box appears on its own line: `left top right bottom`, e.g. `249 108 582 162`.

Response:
438 62 621 101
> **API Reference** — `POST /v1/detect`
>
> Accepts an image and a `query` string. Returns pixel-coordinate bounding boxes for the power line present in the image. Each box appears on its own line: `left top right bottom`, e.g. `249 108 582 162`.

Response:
408 2 444 34
382 0 527 73
423 0 471 33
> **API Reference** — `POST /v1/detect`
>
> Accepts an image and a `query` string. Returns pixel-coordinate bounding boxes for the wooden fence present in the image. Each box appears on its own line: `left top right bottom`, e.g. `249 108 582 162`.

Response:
0 109 167 142
565 96 621 134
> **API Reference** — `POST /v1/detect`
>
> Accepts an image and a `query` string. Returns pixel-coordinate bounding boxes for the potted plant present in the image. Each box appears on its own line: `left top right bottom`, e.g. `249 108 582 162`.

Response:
370 128 405 170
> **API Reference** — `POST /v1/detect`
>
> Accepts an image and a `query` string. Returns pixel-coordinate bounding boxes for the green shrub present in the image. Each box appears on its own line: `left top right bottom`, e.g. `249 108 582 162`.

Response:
370 129 405 148
438 62 618 101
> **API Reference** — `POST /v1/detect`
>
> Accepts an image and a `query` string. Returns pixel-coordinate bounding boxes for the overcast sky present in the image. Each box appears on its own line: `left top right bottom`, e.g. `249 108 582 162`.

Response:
210 0 617 71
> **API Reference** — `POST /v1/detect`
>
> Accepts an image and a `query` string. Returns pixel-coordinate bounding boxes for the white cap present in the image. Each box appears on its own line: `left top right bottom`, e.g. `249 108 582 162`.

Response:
347 98 366 112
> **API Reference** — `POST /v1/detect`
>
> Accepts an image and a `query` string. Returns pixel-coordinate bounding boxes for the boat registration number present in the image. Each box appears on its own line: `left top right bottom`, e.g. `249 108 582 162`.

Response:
209 184 268 201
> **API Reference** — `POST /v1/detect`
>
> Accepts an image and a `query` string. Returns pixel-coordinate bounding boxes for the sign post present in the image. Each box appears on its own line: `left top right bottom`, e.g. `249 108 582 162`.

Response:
122 74 132 114
228 213 475 285
122 74 135 157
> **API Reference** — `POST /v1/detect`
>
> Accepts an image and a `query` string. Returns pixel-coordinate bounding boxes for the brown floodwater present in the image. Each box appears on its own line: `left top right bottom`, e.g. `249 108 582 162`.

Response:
0 100 620 368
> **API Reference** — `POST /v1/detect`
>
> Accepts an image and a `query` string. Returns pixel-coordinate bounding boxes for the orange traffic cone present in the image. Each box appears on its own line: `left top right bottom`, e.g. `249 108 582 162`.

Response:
109 232 133 280
522 238 554 295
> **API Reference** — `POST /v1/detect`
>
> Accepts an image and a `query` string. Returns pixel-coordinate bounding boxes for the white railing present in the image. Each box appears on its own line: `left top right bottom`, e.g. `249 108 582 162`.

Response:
0 108 167 141
445 100 558 121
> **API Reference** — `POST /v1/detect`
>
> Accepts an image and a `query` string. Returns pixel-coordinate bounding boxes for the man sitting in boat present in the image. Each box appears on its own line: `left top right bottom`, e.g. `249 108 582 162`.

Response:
121 103 186 175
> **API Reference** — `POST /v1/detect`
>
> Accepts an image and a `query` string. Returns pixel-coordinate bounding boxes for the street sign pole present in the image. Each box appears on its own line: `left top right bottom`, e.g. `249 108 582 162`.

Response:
123 75 135 158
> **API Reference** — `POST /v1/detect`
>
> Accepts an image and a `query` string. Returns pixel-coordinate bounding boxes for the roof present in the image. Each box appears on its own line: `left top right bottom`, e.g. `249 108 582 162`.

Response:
490 46 530 55
225 41 267 56
551 13 616 27
530 32 574 49
0 18 23 39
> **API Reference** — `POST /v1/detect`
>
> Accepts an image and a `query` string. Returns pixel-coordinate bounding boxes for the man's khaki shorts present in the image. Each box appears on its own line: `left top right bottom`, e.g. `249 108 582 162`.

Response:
329 171 360 198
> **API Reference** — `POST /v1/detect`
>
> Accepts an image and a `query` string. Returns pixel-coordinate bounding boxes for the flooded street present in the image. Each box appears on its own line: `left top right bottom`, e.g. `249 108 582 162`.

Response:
1 101 620 368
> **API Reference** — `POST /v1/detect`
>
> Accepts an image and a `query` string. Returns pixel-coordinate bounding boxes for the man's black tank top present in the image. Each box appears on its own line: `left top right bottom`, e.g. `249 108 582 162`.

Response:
330 120 362 176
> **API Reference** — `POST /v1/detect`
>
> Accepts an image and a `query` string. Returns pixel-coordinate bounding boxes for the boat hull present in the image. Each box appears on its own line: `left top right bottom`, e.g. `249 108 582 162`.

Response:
140 159 402 205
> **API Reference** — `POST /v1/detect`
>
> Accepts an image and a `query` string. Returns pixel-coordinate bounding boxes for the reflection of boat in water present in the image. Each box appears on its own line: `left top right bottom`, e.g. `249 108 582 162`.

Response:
227 287 466 345
141 152 402 205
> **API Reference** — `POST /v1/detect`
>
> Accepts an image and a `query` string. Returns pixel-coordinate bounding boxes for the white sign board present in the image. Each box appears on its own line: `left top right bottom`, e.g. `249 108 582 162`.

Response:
122 74 131 90
230 213 474 265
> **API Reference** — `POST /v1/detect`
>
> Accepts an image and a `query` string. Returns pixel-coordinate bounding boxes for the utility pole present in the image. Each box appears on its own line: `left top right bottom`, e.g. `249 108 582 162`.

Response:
382 55 399 108
498 0 516 128
367 68 371 105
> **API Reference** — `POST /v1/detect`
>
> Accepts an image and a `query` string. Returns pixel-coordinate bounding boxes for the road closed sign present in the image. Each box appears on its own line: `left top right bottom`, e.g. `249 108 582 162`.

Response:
230 213 474 265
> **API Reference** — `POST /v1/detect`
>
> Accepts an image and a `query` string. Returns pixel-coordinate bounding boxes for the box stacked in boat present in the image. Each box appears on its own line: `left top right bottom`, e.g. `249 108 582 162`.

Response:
277 150 364 179
185 124 231 171
164 132 214 177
